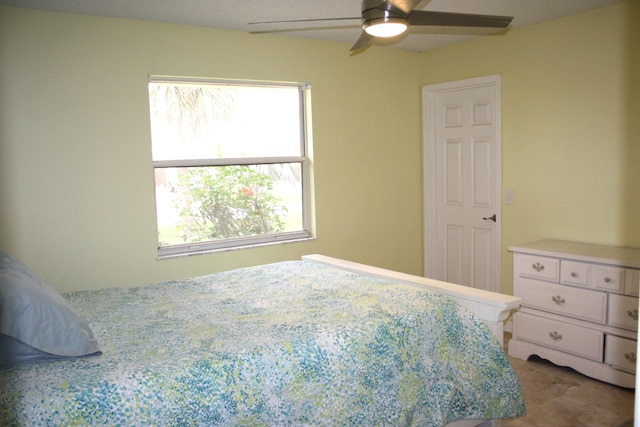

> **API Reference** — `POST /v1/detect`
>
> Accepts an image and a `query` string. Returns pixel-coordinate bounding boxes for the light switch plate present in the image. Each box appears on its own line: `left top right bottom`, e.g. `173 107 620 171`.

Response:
506 188 515 205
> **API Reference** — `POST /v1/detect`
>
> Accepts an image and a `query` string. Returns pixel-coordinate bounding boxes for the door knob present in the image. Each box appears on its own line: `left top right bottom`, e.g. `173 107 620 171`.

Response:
482 214 497 222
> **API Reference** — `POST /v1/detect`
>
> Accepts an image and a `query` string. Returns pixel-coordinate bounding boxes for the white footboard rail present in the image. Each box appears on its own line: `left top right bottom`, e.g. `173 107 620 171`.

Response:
303 254 521 347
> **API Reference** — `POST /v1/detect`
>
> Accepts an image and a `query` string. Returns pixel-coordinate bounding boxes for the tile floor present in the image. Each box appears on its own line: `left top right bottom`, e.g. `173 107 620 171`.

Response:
503 334 635 427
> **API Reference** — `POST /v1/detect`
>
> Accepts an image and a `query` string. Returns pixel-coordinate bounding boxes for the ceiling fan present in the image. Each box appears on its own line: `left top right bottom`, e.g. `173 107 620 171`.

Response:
250 0 514 52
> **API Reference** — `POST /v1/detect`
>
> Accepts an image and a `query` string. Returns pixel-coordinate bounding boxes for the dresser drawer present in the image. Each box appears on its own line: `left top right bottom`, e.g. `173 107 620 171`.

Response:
515 312 604 362
516 254 559 282
627 269 640 296
560 260 589 287
605 335 637 373
608 294 639 331
515 278 607 324
592 265 625 292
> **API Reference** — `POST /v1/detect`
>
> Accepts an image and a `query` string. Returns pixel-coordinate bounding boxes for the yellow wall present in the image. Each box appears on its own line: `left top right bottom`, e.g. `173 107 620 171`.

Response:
1 2 638 294
0 6 425 292
418 1 640 293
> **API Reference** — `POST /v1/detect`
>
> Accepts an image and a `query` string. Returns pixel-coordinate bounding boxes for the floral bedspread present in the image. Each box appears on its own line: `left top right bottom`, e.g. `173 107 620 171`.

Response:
0 260 525 426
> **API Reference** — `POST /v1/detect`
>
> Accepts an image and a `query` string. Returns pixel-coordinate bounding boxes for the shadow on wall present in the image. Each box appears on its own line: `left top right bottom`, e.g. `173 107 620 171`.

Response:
0 113 13 251
621 0 640 248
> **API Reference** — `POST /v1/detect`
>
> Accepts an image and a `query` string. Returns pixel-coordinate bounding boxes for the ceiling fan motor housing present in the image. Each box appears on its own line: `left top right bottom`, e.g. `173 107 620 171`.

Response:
361 0 408 29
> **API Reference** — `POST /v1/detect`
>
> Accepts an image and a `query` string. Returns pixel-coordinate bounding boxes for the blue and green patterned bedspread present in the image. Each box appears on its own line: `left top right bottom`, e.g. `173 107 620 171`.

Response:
0 260 525 426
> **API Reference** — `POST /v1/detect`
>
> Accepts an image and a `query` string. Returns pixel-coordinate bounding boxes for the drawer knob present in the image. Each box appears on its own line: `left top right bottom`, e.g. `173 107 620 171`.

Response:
624 352 637 364
551 295 566 305
604 277 612 283
549 331 563 341
532 262 545 272
626 309 639 321
570 272 577 278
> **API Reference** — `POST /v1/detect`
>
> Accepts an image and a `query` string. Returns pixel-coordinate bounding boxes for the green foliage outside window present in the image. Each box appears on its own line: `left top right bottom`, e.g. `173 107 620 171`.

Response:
175 166 287 242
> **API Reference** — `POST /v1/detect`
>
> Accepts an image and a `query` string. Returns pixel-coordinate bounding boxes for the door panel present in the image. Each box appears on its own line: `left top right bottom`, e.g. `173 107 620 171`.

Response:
473 138 492 207
472 227 493 288
446 225 463 284
445 139 463 205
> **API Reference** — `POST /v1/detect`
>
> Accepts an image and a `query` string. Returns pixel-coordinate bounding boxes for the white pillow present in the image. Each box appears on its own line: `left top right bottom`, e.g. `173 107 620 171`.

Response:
0 251 101 364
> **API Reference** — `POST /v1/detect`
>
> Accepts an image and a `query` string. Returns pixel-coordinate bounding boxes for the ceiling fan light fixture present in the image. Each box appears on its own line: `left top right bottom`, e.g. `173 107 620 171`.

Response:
363 18 408 38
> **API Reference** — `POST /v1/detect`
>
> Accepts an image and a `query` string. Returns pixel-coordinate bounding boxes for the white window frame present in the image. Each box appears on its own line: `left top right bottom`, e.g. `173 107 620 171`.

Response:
149 76 314 259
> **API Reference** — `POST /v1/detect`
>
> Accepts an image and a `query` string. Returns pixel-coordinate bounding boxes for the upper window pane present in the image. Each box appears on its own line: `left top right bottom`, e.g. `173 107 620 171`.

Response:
149 81 302 161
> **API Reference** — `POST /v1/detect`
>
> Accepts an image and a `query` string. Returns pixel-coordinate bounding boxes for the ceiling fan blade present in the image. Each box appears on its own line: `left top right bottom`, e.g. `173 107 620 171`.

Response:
250 24 361 35
350 32 374 52
250 17 360 26
386 0 422 15
408 10 513 28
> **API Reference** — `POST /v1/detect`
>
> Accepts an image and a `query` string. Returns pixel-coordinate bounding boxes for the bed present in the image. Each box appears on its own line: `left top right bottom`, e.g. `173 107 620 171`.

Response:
0 252 525 426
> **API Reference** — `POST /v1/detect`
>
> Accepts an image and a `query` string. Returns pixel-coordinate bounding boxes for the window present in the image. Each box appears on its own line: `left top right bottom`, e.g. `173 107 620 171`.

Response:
148 76 313 258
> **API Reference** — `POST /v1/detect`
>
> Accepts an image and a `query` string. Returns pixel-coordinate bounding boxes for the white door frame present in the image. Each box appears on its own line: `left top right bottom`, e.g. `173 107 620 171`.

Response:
422 74 502 292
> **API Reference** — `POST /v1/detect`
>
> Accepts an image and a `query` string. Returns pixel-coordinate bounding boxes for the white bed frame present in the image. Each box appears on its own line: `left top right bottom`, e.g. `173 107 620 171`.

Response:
303 255 523 427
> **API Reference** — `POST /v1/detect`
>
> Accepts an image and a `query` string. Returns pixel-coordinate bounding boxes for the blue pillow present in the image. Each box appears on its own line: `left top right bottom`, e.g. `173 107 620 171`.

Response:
0 251 101 365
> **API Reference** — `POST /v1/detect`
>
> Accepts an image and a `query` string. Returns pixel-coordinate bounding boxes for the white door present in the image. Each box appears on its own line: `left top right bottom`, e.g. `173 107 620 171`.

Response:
422 75 501 292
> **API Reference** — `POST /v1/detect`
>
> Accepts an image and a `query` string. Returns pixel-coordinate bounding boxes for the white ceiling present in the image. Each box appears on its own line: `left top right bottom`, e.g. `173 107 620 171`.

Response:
0 0 623 52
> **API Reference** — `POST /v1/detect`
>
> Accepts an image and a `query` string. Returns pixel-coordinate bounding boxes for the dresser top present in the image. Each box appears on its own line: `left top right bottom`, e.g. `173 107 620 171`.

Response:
508 239 640 268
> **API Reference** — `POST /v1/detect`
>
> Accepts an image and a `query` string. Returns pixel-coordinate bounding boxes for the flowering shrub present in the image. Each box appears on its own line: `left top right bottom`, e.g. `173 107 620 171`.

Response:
175 166 286 242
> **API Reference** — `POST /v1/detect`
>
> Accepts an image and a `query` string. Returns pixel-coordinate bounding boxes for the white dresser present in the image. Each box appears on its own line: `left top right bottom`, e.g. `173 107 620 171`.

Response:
508 239 640 388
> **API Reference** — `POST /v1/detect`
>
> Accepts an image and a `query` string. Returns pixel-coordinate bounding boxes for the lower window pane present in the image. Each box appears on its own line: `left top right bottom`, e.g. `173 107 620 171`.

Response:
155 164 304 247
